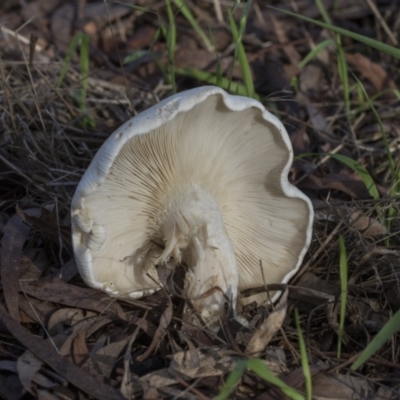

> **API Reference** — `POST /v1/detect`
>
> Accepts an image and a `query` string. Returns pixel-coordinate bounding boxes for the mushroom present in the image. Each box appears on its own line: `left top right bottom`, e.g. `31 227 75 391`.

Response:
71 86 313 330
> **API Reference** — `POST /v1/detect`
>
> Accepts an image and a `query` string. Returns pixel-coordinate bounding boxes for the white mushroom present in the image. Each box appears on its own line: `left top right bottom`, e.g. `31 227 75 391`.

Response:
71 86 313 330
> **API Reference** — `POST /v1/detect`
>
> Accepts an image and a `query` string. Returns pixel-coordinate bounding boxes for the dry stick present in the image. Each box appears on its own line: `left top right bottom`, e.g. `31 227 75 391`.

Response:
212 0 223 23
15 32 46 133
173 377 212 400
292 220 344 284
0 52 18 135
0 153 47 193
34 66 78 118
0 75 39 129
0 25 43 51
365 0 398 46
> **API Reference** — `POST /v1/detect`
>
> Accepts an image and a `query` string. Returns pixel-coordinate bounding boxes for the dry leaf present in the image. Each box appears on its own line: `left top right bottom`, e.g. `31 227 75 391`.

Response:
310 372 373 399
72 333 89 366
17 350 43 394
169 348 235 379
47 308 96 335
245 288 288 357
351 210 388 237
83 337 131 378
20 280 126 320
346 52 396 92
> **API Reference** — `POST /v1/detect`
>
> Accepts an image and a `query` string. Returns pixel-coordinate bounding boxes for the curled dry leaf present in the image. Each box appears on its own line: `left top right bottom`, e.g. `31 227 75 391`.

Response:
345 52 396 93
350 210 388 237
245 288 288 357
169 348 236 380
141 368 178 389
82 336 131 378
47 308 97 335
71 333 89 367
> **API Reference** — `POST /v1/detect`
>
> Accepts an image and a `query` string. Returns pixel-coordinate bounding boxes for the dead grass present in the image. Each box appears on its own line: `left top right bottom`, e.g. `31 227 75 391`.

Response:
0 0 400 399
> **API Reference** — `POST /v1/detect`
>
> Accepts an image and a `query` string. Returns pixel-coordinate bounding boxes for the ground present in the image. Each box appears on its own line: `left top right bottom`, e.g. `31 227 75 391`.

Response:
0 0 399 399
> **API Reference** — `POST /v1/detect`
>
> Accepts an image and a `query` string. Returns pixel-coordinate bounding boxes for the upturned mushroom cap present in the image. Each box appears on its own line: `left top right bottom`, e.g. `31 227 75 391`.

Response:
71 86 313 328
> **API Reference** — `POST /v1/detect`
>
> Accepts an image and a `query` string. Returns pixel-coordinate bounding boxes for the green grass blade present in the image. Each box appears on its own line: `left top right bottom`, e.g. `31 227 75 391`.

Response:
215 358 305 400
115 2 149 13
165 0 177 93
294 309 312 400
175 67 260 99
248 359 305 400
327 154 380 200
313 0 350 115
269 6 400 59
123 50 153 64
298 39 333 69
296 152 380 200
354 78 397 192
351 308 400 370
172 0 213 51
337 235 348 359
214 360 247 400
228 8 255 98
57 33 85 88
336 35 350 115
78 33 89 103
314 0 331 24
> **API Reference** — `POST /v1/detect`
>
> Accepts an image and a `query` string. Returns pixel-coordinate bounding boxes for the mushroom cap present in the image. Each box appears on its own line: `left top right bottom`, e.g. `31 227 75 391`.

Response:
71 86 313 302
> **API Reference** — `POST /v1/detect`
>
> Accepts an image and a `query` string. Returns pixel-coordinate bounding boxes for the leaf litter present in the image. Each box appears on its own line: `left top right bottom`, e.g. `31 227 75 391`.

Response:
0 0 400 399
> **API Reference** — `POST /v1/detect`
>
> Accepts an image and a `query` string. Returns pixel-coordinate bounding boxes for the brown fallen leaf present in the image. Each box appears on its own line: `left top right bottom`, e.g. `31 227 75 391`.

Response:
140 368 177 389
245 288 288 357
18 294 57 326
0 303 125 400
1 209 40 320
350 210 388 237
58 316 101 358
280 364 327 391
346 52 396 93
47 308 96 335
309 371 374 399
299 172 373 199
83 336 131 378
20 280 126 320
71 332 89 367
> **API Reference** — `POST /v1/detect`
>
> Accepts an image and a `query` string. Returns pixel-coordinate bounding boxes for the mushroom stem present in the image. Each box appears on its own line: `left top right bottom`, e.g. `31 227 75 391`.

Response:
158 185 238 329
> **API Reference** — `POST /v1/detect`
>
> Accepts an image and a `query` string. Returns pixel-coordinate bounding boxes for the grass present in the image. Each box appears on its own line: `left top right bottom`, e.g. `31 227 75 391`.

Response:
57 32 94 128
216 358 305 400
172 0 213 51
295 309 312 400
351 308 400 370
269 6 400 59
